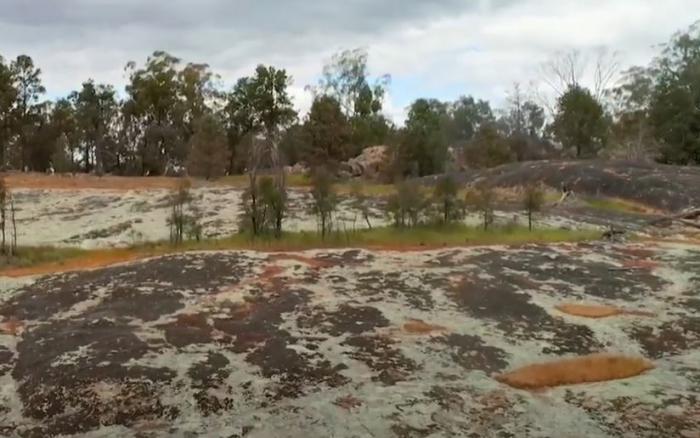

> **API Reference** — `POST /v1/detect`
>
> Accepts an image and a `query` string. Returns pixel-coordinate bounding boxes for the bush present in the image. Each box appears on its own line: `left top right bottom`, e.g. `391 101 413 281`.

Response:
167 179 195 245
350 180 373 230
310 168 338 238
433 175 464 224
386 180 426 228
523 184 545 231
259 176 286 238
239 175 287 238
465 186 495 230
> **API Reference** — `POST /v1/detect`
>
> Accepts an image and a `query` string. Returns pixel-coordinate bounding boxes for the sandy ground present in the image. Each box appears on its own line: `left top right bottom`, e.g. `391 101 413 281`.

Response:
0 242 698 437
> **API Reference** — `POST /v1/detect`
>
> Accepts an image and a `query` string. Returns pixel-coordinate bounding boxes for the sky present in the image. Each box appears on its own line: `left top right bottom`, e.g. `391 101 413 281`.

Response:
1 0 699 124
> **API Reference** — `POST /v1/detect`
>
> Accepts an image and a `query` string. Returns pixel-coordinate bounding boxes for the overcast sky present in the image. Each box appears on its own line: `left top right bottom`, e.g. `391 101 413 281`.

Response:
1 0 699 123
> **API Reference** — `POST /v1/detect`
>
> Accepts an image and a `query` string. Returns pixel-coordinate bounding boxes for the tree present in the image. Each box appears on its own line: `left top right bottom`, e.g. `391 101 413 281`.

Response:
50 98 78 170
552 85 609 158
310 167 338 238
610 66 657 160
10 55 45 170
186 114 230 179
0 57 17 169
397 99 449 176
463 123 515 168
386 180 426 228
71 80 118 173
446 95 494 144
466 186 495 231
648 22 700 164
523 184 545 231
167 179 195 245
258 176 286 238
125 51 184 175
232 65 297 237
0 177 17 256
302 95 351 167
434 175 463 224
313 48 392 154
178 62 219 146
314 48 389 118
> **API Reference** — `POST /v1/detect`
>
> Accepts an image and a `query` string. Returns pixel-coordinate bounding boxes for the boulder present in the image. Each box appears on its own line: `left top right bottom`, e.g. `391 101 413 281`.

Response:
344 145 390 179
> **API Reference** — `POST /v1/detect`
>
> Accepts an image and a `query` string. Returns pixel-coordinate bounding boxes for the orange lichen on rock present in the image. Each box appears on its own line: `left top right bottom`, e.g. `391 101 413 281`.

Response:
403 319 447 334
0 317 24 336
0 249 146 278
495 354 654 390
556 303 653 319
556 304 624 318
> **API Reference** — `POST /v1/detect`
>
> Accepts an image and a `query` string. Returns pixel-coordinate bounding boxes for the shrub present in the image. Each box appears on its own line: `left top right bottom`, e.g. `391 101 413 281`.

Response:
350 180 373 230
465 186 495 230
523 184 545 231
433 175 464 224
166 179 202 245
259 176 286 238
310 168 338 238
386 180 426 228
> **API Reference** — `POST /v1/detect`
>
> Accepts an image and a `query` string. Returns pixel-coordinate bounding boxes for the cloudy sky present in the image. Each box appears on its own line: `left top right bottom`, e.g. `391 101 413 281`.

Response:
1 0 699 123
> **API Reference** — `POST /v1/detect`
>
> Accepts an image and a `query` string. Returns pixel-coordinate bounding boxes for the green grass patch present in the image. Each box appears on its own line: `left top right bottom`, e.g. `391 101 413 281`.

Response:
584 197 653 215
1 225 600 274
0 246 88 269
139 224 600 252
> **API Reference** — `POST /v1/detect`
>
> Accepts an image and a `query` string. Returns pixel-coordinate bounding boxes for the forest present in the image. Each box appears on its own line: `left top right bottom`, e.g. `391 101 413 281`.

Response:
0 21 699 179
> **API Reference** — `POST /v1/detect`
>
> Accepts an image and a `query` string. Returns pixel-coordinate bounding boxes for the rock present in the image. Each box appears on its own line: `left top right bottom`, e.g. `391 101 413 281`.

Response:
285 163 309 176
343 145 390 179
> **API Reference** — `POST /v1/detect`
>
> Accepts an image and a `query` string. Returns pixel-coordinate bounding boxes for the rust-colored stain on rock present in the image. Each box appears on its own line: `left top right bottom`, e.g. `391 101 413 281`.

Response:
496 354 654 389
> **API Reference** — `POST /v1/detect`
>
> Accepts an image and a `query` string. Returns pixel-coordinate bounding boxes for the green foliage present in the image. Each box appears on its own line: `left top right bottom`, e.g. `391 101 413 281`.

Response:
445 95 495 144
463 123 516 168
186 114 230 179
315 48 389 118
259 176 287 238
386 180 426 227
552 85 609 158
523 184 545 231
433 175 464 224
310 168 338 238
397 99 449 176
239 175 287 238
167 179 197 245
70 80 118 173
649 23 700 164
465 186 495 230
303 95 351 167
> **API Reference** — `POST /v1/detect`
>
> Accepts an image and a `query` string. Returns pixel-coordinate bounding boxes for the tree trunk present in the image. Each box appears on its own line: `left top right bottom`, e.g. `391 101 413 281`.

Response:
528 211 533 231
10 195 17 255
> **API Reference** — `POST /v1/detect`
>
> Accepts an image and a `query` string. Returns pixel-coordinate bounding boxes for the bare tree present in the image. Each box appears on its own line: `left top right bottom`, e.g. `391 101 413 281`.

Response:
538 48 620 114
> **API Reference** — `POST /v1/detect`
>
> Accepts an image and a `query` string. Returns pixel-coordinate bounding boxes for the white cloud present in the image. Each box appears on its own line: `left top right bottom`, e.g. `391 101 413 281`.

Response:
1 0 698 124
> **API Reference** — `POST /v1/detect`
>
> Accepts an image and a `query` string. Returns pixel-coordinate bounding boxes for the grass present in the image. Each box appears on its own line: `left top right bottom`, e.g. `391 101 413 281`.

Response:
0 246 88 269
584 197 657 215
0 224 600 277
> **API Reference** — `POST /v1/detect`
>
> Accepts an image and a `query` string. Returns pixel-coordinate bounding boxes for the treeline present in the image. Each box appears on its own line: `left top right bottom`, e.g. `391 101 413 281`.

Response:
0 22 699 177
